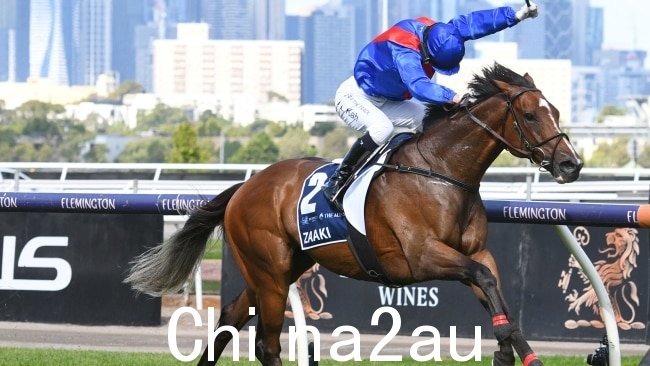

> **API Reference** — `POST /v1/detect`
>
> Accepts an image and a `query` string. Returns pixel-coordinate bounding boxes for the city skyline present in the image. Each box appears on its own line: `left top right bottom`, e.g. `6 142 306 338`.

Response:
0 0 648 125
287 0 650 67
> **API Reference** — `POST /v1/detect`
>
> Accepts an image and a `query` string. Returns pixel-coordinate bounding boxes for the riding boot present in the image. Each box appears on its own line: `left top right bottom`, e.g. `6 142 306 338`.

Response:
322 133 378 207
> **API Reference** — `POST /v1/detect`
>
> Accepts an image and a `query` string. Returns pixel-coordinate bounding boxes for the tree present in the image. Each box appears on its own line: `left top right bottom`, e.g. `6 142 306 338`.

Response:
116 138 171 163
197 110 231 137
57 121 93 161
267 121 287 137
16 100 65 119
219 140 241 162
248 119 271 134
320 127 354 160
596 105 626 124
108 80 145 101
309 121 336 137
136 103 189 132
587 137 631 168
267 91 288 102
168 122 212 163
83 144 109 163
230 132 279 163
278 128 317 160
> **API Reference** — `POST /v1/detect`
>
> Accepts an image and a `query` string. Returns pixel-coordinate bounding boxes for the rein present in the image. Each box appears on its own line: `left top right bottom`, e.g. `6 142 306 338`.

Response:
376 162 479 192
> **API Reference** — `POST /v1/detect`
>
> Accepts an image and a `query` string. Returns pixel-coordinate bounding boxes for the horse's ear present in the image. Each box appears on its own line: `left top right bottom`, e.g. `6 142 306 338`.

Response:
523 72 536 86
492 79 516 94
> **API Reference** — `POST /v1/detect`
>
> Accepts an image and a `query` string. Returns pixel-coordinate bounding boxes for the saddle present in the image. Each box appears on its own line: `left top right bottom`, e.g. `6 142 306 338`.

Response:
342 133 415 287
338 133 415 198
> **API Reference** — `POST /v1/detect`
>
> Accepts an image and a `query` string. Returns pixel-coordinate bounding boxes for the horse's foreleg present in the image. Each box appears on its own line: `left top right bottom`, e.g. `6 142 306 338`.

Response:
469 251 515 366
197 287 256 366
470 250 542 366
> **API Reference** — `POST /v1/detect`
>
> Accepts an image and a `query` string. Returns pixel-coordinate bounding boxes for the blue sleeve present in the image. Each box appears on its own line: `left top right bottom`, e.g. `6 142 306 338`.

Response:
390 44 456 105
448 7 519 41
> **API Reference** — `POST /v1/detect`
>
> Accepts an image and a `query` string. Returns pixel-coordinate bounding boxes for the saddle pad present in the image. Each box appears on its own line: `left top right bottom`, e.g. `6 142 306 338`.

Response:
297 133 416 250
297 163 348 250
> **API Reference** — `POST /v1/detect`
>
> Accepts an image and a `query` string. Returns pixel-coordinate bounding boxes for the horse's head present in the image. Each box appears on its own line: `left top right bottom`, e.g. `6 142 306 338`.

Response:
467 63 583 183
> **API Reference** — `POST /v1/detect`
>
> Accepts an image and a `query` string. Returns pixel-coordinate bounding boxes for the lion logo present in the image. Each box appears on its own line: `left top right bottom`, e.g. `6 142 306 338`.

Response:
285 264 333 320
558 227 645 330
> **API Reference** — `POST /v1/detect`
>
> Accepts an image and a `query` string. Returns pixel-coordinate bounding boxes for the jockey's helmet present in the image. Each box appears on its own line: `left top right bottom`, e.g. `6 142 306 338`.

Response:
426 23 465 76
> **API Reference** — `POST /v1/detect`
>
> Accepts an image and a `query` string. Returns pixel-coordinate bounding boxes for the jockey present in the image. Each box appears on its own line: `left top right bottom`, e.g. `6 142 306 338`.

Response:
322 3 539 205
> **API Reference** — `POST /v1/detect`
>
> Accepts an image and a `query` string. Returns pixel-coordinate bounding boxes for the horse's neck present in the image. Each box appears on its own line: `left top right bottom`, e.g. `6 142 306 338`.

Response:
405 104 505 188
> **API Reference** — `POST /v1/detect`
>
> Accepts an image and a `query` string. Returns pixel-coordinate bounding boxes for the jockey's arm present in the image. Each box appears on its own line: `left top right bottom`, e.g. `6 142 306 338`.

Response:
390 45 456 105
448 6 519 41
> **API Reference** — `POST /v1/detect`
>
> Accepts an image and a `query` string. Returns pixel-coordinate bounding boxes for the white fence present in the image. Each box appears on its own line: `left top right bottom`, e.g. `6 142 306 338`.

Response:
0 162 648 203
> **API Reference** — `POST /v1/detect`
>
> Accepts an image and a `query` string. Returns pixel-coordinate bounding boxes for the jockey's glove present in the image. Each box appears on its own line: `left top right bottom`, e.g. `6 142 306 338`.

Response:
516 2 539 21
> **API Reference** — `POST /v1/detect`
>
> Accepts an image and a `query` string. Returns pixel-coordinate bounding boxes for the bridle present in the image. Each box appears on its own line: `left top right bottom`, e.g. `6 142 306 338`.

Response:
464 87 568 171
379 87 569 194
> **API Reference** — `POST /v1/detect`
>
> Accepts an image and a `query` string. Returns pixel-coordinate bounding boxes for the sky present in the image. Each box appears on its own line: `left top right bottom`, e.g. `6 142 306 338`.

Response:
285 0 650 64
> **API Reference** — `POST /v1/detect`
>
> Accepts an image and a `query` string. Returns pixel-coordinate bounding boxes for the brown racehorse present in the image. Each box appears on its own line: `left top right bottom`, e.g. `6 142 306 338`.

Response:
125 63 583 366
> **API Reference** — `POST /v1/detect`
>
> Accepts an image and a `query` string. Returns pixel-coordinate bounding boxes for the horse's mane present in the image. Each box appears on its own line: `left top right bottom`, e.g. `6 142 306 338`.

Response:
424 62 534 127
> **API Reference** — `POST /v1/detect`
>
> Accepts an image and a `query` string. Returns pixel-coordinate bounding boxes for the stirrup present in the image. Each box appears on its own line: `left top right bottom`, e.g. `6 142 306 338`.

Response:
322 179 344 207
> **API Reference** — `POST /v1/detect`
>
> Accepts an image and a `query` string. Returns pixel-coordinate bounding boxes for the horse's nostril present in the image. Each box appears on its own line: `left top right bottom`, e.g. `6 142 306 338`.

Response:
560 159 583 174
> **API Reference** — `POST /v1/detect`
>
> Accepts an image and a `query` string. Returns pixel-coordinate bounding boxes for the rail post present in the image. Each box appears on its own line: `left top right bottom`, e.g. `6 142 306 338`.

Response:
554 225 620 366
288 283 309 366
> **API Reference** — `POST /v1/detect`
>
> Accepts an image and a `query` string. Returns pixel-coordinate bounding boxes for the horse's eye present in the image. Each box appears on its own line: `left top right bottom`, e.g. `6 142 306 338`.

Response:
523 112 536 122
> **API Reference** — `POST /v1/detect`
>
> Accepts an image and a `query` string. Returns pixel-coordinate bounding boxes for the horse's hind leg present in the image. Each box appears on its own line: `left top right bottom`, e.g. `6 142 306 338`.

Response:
197 287 256 366
469 250 542 366
253 274 293 366
248 255 315 365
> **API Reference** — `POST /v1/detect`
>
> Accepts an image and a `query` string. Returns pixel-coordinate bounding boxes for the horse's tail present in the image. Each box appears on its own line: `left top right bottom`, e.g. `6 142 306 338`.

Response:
124 182 244 296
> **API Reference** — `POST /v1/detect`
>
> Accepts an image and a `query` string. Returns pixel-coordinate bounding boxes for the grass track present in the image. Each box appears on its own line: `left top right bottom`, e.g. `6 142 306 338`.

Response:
0 348 642 366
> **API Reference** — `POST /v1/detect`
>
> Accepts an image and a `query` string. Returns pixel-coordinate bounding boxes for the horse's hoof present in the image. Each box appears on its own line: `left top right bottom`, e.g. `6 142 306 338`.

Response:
492 350 515 366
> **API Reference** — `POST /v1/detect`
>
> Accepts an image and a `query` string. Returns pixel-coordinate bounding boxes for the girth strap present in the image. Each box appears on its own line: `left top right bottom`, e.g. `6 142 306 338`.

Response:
346 220 400 288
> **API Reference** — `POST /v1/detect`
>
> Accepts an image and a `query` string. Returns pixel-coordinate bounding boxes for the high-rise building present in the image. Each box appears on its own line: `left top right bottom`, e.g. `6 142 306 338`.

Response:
256 0 286 40
134 24 158 92
111 0 147 82
71 0 112 85
342 0 381 54
210 0 254 39
205 0 285 40
543 0 572 59
0 0 27 81
302 9 355 104
167 0 201 24
598 50 650 108
153 23 302 105
30 0 70 85
584 6 603 66
572 67 604 123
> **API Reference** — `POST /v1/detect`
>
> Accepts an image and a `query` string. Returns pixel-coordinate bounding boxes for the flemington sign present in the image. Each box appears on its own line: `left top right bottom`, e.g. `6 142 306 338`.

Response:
0 192 210 214
484 200 650 228
0 192 648 228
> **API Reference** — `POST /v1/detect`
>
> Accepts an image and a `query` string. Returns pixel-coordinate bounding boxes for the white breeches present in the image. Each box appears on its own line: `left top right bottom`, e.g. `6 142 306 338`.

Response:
334 76 426 145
